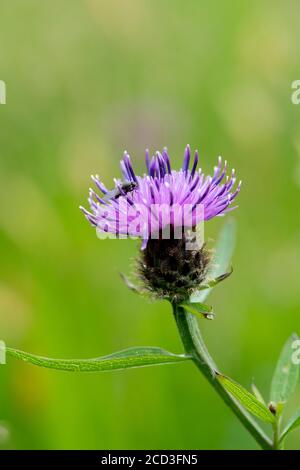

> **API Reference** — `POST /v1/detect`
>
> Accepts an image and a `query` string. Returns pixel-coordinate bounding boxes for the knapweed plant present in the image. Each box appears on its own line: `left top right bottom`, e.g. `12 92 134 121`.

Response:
4 146 300 450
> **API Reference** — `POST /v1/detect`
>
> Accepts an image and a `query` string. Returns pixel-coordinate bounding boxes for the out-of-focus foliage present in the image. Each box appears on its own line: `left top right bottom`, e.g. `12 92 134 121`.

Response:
0 0 299 450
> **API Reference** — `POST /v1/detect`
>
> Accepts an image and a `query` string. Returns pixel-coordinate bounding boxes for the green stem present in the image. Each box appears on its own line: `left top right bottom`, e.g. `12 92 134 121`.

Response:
272 420 284 450
173 304 273 450
272 422 279 450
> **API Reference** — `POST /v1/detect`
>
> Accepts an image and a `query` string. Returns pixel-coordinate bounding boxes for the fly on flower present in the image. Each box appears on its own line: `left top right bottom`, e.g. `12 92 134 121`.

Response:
103 181 138 203
80 145 241 301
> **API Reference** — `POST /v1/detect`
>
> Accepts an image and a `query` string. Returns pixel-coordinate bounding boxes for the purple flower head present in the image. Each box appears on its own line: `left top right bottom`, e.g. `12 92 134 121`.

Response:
80 145 241 249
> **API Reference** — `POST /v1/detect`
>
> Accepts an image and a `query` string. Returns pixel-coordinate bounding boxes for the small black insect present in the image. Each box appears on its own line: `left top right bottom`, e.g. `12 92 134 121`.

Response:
103 181 137 202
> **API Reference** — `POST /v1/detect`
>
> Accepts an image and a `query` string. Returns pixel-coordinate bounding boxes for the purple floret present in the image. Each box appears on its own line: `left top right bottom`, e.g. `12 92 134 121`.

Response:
80 145 241 249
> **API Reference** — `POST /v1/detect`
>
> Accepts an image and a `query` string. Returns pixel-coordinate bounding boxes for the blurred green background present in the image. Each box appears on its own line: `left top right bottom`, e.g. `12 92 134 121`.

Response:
0 0 300 450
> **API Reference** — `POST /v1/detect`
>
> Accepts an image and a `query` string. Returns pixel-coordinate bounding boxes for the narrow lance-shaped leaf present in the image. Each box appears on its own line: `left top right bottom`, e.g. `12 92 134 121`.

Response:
179 302 215 320
197 267 233 291
270 333 299 404
5 346 191 373
279 408 300 444
251 383 267 406
217 373 276 424
190 219 236 303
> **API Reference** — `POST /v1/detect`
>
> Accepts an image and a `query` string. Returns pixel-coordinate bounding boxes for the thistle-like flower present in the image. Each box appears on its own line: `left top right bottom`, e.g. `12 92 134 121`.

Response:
81 145 241 301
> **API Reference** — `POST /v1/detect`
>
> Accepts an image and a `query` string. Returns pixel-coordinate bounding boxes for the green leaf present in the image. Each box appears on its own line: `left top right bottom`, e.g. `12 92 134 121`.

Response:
198 267 233 291
279 408 300 444
270 334 299 404
6 346 191 372
190 219 236 303
251 383 267 406
275 402 285 419
217 373 276 424
180 302 215 320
